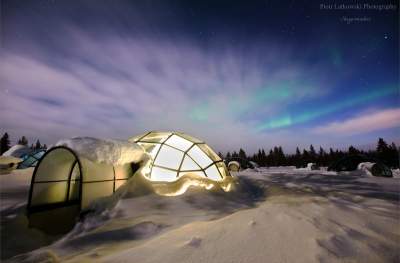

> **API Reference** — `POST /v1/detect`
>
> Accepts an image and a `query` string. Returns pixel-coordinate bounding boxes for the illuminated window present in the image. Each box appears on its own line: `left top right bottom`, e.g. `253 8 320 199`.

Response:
205 165 222 181
165 135 193 151
129 131 230 182
187 145 213 169
154 145 184 170
181 155 201 171
151 166 178 182
28 147 134 219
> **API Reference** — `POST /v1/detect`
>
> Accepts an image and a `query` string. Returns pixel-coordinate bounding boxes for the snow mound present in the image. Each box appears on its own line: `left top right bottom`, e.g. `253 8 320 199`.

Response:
2 145 32 158
0 156 22 165
392 169 400 178
296 163 319 171
55 137 148 166
306 163 319 170
357 162 375 177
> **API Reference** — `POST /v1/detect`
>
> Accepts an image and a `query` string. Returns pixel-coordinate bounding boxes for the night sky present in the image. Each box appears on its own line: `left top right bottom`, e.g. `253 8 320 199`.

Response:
0 0 399 153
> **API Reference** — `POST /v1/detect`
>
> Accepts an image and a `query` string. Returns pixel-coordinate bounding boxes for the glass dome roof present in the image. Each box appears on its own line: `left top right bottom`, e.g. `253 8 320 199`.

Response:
129 131 230 182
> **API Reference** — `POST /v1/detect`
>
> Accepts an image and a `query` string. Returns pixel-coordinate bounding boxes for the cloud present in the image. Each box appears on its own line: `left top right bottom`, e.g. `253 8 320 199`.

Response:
313 108 400 136
1 1 398 153
0 28 330 152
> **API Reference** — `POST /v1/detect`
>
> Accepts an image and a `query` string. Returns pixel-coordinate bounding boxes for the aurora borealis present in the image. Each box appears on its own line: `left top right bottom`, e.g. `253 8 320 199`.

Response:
0 0 398 153
257 84 399 130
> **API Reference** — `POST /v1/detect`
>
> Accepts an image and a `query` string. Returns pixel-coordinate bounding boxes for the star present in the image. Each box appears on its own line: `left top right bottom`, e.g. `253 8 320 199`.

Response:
384 35 388 39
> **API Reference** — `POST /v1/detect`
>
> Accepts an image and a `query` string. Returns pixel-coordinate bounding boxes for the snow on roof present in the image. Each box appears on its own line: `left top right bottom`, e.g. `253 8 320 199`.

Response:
2 145 32 158
55 137 149 166
0 156 22 165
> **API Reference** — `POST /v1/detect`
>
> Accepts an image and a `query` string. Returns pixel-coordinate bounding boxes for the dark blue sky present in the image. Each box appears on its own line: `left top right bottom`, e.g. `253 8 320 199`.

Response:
0 0 399 152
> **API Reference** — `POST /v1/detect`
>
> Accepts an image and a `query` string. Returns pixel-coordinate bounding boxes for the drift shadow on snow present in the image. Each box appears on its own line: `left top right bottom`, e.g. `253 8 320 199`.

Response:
266 173 399 203
67 176 267 249
57 177 267 255
58 221 167 251
0 187 28 201
182 176 266 214
260 173 400 262
315 217 399 262
316 228 399 262
2 176 267 261
0 204 60 261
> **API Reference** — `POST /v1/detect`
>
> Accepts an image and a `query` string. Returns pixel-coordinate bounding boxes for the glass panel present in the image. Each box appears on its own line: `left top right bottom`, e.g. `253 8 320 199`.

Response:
178 171 206 178
33 151 45 159
174 132 203 143
114 164 132 179
22 157 37 167
80 158 114 182
140 132 172 143
187 145 213 169
31 182 68 206
154 145 184 170
137 142 161 158
68 180 80 201
81 181 114 209
70 162 80 181
205 165 222 181
150 166 178 182
165 135 193 152
197 144 221 161
216 162 230 178
180 155 201 171
34 148 76 182
128 131 150 142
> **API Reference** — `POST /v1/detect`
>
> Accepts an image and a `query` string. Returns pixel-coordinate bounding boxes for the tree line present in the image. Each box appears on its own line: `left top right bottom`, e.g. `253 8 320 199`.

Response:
218 138 399 169
0 132 47 155
1 132 398 169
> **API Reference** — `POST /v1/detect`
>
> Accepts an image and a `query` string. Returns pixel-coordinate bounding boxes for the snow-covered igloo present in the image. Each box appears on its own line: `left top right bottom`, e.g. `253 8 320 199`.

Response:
228 161 240 172
26 133 232 233
328 154 392 177
128 131 231 182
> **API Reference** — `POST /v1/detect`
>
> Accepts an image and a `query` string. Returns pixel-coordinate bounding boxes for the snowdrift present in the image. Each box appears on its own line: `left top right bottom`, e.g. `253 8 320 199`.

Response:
2 167 399 263
55 137 148 166
26 137 236 235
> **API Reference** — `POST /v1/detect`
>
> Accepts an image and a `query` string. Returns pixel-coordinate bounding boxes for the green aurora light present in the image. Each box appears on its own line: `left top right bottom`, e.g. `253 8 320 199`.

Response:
256 84 398 131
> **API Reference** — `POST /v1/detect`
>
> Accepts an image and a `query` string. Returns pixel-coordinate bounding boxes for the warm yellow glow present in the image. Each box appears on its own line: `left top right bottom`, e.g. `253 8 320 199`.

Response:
130 131 232 183
134 170 236 196
164 135 193 151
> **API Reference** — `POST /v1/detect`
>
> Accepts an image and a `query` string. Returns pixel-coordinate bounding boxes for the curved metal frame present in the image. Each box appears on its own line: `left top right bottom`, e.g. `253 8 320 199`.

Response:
133 131 231 181
27 145 134 215
27 146 83 214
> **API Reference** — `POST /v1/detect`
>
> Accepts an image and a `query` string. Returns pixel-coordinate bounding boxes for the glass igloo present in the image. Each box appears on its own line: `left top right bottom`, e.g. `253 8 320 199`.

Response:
129 131 230 182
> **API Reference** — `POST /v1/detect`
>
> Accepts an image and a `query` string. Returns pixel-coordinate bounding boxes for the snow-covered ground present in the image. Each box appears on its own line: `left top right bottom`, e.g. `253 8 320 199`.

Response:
1 167 399 262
